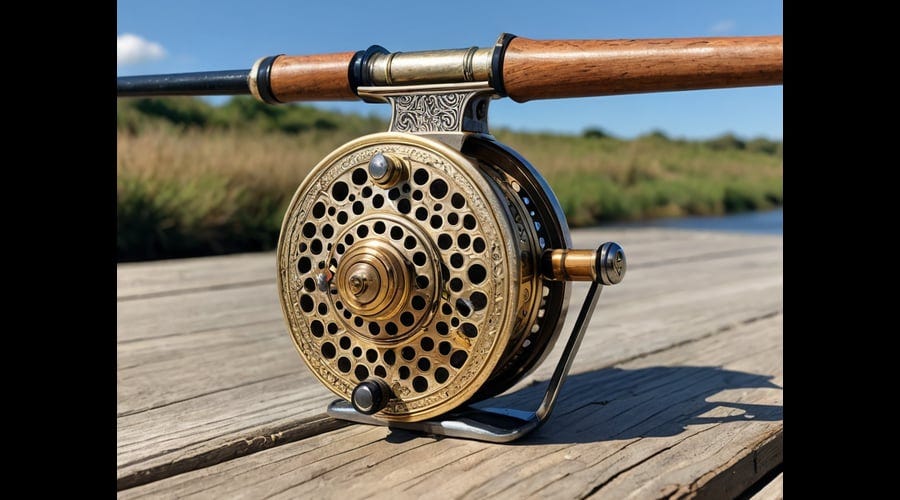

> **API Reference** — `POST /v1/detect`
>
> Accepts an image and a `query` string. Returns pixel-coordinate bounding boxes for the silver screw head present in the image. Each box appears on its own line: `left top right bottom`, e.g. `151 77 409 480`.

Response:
368 152 390 180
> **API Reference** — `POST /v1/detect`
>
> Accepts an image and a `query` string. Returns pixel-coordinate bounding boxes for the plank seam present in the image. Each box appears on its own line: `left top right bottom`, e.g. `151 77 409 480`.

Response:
117 372 297 418
735 463 783 499
663 428 783 499
118 278 275 302
635 245 779 270
117 319 284 345
116 416 352 492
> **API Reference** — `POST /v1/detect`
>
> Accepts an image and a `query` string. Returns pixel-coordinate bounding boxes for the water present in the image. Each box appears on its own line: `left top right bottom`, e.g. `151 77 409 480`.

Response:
612 208 783 235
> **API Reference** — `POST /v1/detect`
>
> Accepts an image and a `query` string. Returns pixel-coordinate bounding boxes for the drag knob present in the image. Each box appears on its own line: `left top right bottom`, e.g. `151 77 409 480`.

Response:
351 378 393 415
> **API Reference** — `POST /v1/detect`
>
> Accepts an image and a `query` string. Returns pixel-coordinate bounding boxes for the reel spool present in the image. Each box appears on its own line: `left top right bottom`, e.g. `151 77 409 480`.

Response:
277 94 626 440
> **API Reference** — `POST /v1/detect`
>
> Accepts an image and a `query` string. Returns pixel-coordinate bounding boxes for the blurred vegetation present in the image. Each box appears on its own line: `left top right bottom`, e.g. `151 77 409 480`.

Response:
117 97 782 261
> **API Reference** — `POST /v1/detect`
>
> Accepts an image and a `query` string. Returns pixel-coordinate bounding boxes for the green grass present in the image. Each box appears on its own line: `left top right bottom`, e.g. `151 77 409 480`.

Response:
117 97 782 261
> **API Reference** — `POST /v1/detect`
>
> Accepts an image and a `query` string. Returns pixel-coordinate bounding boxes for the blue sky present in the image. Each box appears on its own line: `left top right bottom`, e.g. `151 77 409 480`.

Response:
117 0 782 140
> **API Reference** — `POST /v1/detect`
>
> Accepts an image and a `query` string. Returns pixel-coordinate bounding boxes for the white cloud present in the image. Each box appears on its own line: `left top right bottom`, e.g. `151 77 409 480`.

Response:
709 20 736 35
117 33 166 66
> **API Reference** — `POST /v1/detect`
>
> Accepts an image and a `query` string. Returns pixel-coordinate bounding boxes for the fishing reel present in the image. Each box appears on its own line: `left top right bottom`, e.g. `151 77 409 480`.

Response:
276 81 626 441
118 32 781 441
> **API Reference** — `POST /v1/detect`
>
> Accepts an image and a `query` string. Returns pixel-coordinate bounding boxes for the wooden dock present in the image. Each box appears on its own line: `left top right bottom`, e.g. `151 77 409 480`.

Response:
117 226 783 499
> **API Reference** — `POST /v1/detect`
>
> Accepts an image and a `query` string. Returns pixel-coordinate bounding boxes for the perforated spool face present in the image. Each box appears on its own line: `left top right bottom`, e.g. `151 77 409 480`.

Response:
463 137 571 400
277 133 539 422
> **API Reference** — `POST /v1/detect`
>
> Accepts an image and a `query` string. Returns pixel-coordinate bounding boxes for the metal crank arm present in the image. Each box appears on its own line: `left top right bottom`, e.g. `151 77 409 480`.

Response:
327 242 625 442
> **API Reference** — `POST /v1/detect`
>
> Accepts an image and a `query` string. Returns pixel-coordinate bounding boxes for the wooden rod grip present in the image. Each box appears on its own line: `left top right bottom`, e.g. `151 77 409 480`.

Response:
267 51 357 102
502 36 783 102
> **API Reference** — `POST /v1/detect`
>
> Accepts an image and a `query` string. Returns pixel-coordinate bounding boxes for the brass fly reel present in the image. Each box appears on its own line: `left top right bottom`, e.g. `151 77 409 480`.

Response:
115 31 780 442
276 84 625 441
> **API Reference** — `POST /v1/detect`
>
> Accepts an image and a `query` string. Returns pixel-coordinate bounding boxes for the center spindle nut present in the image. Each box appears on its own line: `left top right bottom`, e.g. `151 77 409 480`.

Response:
337 239 411 320
347 263 378 302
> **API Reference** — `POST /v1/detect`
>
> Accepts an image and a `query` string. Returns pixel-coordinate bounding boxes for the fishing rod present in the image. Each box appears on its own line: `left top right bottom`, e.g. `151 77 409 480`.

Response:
118 34 782 102
117 33 783 442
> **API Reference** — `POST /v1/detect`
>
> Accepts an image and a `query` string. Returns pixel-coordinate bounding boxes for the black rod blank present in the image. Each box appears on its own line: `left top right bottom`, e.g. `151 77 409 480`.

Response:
117 70 250 97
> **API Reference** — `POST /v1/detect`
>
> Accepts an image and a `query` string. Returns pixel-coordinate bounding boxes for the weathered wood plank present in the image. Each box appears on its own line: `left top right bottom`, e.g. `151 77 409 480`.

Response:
118 251 276 300
116 282 279 343
120 312 782 499
116 227 771 300
513 228 782 391
116 228 782 491
750 472 783 500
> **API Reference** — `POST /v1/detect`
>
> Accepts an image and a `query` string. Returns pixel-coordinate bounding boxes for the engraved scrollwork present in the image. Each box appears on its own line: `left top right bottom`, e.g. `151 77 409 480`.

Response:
391 92 468 133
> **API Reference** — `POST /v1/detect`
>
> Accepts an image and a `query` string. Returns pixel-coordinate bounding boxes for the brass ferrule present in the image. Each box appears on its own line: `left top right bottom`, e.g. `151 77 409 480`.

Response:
366 47 494 86
541 249 598 282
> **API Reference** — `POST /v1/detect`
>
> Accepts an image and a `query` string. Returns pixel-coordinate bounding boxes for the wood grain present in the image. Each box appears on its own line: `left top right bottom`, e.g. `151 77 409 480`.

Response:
120 311 782 499
116 227 782 495
117 251 276 300
502 36 783 102
269 52 357 102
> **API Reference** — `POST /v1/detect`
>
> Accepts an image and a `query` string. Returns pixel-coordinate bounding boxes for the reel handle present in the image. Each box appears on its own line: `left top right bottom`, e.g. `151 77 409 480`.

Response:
503 36 783 102
329 241 626 442
542 242 627 285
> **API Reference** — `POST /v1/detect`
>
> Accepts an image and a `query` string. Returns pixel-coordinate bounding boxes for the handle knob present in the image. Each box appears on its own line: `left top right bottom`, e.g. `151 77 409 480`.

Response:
351 377 393 415
597 241 626 285
541 241 626 285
